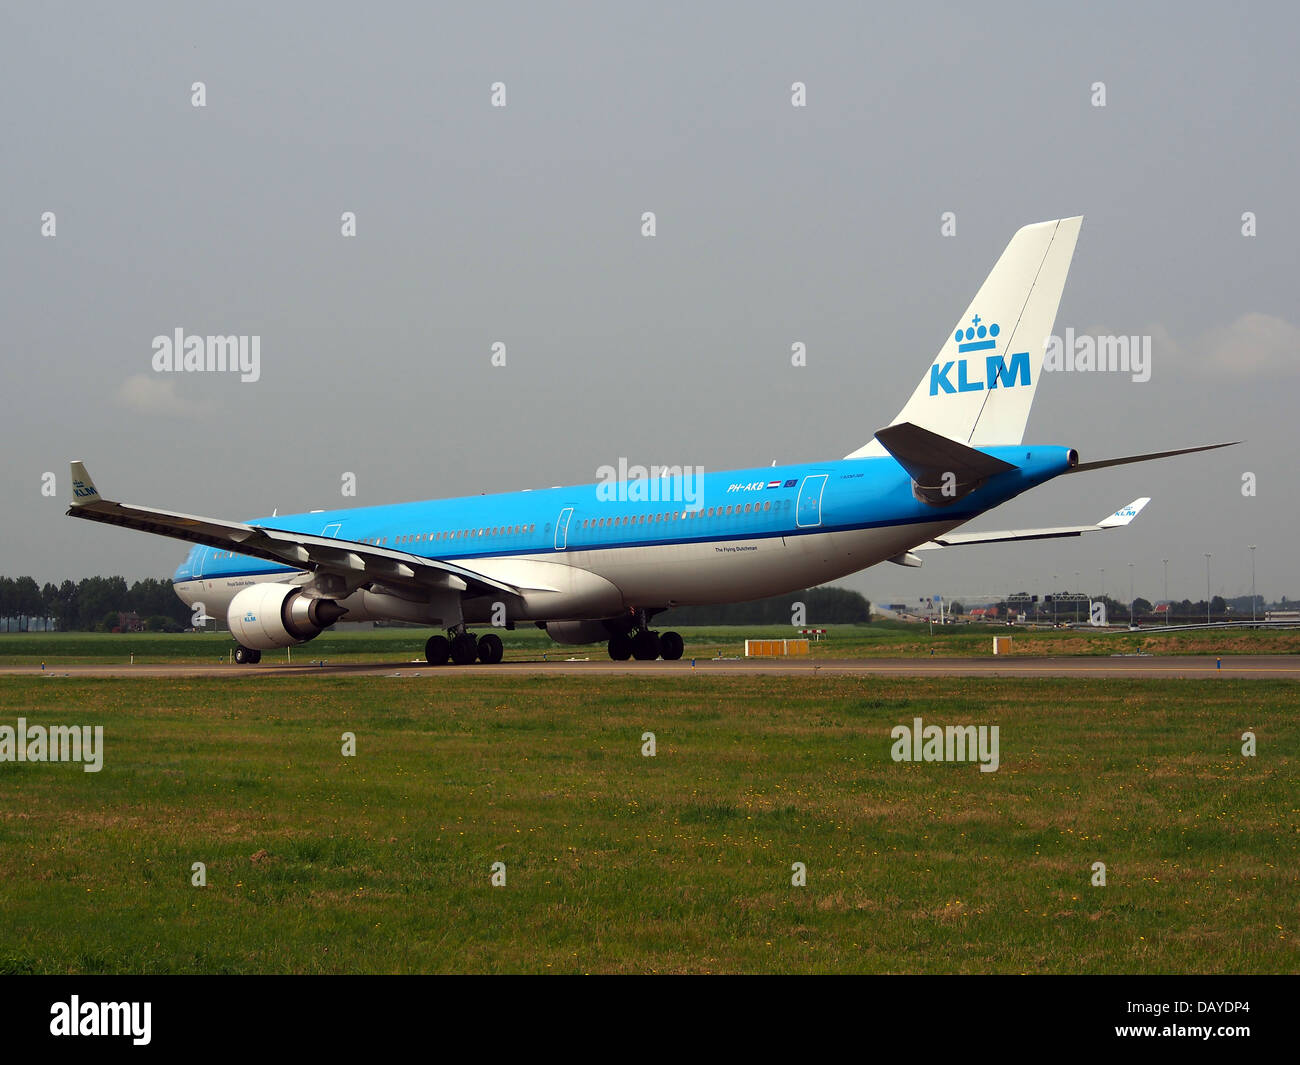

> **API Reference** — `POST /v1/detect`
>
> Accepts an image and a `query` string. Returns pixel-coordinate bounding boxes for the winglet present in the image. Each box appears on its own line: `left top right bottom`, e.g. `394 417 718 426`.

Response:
1097 497 1150 528
69 461 102 507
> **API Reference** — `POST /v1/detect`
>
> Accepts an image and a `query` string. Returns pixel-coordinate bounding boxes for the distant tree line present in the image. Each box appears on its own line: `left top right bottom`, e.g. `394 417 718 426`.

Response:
658 587 870 626
0 576 193 632
964 592 1281 624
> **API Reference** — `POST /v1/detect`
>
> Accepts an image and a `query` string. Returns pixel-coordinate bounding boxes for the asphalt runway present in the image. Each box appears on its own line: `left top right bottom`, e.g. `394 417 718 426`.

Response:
8 655 1300 679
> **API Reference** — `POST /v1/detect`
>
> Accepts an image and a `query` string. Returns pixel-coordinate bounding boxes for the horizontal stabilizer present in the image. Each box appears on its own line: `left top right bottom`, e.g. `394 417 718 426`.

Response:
875 422 1017 506
917 497 1150 549
1067 441 1238 474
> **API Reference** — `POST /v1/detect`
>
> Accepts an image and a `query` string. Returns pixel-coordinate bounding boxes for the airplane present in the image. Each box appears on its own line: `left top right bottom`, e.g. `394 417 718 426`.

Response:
67 217 1234 665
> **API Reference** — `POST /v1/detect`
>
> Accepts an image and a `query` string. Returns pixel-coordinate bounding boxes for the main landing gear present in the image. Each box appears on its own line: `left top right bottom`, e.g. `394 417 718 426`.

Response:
233 645 262 665
425 629 504 666
607 628 684 661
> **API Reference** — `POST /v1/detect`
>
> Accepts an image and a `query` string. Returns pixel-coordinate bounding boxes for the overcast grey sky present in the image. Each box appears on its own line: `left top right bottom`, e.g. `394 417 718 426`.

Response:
3 1 1297 606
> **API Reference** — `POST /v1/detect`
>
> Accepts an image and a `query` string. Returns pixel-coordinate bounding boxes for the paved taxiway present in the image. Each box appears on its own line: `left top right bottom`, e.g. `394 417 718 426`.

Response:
7 655 1300 679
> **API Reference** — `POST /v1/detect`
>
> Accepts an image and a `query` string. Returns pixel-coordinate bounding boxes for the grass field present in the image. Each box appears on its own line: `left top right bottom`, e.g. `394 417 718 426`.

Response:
0 672 1293 973
2 622 1299 666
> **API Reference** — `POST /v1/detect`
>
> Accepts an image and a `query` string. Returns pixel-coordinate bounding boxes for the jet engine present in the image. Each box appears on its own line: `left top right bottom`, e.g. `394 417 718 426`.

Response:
227 584 347 649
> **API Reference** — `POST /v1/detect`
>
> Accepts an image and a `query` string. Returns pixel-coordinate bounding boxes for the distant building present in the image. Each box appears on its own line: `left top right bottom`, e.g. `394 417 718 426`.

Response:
1 616 58 633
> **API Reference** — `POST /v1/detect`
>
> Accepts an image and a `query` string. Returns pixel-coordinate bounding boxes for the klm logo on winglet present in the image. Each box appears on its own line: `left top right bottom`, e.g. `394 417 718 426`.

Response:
72 479 97 499
930 315 1030 396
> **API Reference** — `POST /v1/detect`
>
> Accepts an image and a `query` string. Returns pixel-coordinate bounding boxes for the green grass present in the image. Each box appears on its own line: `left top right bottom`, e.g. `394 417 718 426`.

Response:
0 673 1293 973
3 622 1298 665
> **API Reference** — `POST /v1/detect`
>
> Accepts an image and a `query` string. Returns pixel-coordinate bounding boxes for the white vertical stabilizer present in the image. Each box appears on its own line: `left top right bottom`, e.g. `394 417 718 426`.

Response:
847 216 1082 457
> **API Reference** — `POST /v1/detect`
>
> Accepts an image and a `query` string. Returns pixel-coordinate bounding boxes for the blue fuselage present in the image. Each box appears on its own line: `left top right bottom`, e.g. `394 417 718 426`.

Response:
173 447 1075 588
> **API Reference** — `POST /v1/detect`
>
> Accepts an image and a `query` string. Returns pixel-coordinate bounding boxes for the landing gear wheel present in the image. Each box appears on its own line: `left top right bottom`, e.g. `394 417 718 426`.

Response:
477 633 504 664
631 630 661 661
608 633 633 661
424 634 450 665
450 633 479 665
234 645 260 665
659 631 684 661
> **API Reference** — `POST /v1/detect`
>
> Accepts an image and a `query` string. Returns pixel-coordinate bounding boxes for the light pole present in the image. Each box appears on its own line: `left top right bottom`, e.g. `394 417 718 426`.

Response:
1052 574 1058 626
1075 571 1081 623
1250 545 1257 623
1129 562 1135 625
1204 553 1212 623
1162 558 1169 622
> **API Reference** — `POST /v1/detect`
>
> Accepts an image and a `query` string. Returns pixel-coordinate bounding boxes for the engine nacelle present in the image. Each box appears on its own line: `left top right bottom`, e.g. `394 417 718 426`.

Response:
545 620 617 645
228 584 347 649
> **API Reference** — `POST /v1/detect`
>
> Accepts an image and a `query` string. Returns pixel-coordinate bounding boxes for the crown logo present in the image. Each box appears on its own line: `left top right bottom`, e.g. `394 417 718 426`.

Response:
955 314 999 353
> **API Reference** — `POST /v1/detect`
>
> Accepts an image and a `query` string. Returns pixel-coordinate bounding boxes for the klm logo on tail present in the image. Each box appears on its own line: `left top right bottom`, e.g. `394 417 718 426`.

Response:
930 315 1030 396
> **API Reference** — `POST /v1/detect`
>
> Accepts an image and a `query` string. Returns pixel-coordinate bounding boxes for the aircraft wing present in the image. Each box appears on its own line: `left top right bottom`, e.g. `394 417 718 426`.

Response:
64 462 520 598
916 497 1150 549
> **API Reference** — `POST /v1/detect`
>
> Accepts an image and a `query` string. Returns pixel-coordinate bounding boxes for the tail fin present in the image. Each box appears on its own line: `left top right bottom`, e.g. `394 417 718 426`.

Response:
847 217 1082 458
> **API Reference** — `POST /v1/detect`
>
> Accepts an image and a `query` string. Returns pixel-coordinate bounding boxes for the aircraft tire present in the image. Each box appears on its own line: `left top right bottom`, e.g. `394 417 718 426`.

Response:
478 633 504 664
450 633 479 665
631 630 661 661
425 635 451 665
659 631 684 661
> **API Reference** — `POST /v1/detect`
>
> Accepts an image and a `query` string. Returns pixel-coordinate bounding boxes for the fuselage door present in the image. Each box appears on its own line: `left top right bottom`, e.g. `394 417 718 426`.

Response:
796 473 829 528
554 507 575 550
